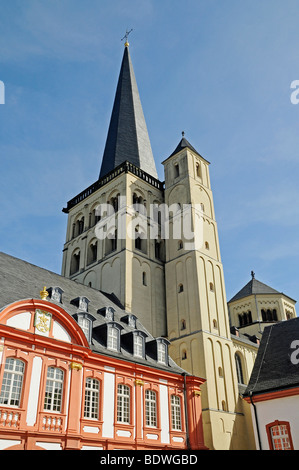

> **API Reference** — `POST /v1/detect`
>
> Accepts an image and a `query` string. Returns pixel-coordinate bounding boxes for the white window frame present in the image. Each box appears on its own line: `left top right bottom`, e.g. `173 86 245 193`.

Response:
84 378 100 419
44 367 64 412
171 395 182 431
107 325 119 351
0 358 25 407
117 384 130 424
157 341 167 364
134 334 144 358
78 315 91 341
145 389 157 427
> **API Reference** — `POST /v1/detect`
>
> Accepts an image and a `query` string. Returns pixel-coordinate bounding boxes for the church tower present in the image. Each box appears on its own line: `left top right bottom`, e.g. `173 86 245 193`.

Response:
162 138 254 450
61 40 256 449
61 42 166 337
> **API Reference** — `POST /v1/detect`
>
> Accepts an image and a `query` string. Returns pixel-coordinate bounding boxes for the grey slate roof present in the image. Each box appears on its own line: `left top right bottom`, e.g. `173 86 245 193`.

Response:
164 136 210 164
169 137 201 159
99 45 158 180
228 276 294 303
243 317 299 397
0 251 186 375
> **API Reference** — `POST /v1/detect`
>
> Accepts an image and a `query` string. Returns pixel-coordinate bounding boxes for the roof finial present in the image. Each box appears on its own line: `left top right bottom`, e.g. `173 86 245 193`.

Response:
121 28 133 47
251 270 255 279
40 286 49 300
182 131 185 137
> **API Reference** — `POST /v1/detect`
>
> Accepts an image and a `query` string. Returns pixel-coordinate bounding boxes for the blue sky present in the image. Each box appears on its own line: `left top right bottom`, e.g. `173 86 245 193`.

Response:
1 0 299 303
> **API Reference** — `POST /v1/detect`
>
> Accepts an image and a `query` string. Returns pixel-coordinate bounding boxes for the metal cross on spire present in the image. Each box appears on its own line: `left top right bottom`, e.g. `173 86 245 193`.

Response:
121 28 133 47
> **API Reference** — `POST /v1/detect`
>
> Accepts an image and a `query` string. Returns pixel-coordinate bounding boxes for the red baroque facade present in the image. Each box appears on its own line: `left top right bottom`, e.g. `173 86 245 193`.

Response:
0 297 206 450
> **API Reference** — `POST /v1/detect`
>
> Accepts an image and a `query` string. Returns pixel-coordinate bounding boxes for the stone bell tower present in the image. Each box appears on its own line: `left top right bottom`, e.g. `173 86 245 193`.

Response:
162 136 253 449
61 41 166 338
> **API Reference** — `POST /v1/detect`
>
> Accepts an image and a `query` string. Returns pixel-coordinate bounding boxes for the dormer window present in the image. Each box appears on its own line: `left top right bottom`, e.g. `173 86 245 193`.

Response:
133 333 145 358
75 313 95 343
47 287 64 303
71 296 90 312
78 315 91 342
120 314 137 329
128 315 137 328
107 324 120 351
98 306 115 321
146 338 170 365
157 340 168 364
134 335 143 358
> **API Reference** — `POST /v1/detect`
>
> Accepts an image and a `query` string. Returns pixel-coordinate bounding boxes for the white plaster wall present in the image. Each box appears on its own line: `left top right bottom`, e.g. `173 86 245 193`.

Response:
0 439 21 450
52 321 71 343
252 395 299 450
6 312 31 330
102 368 115 438
159 380 170 444
26 356 42 426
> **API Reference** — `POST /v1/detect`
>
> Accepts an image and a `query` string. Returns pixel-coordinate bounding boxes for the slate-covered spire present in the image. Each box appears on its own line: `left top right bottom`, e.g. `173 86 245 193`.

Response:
99 43 158 179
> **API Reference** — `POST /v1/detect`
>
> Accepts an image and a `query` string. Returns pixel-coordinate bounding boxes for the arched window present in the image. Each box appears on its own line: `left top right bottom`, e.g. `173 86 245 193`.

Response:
196 162 201 178
70 251 80 275
209 282 214 292
238 311 252 327
174 163 180 178
87 241 97 265
0 358 25 407
109 194 119 212
142 272 147 286
235 353 245 385
135 226 146 253
205 241 209 250
261 308 278 322
181 350 187 360
266 420 294 450
106 230 117 254
181 319 186 330
222 400 227 411
155 240 162 259
84 378 100 419
178 240 183 250
178 284 184 293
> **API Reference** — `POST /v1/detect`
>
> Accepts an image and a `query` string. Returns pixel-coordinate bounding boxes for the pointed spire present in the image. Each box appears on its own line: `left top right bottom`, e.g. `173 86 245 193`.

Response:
168 133 200 159
99 43 158 179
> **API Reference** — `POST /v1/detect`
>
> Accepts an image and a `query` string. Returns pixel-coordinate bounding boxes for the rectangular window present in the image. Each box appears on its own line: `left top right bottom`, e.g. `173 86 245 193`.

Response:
270 424 292 450
107 326 119 351
78 316 90 341
157 342 166 363
134 335 144 358
117 384 130 423
84 378 99 419
171 395 182 431
0 358 25 407
44 367 64 412
145 390 157 427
